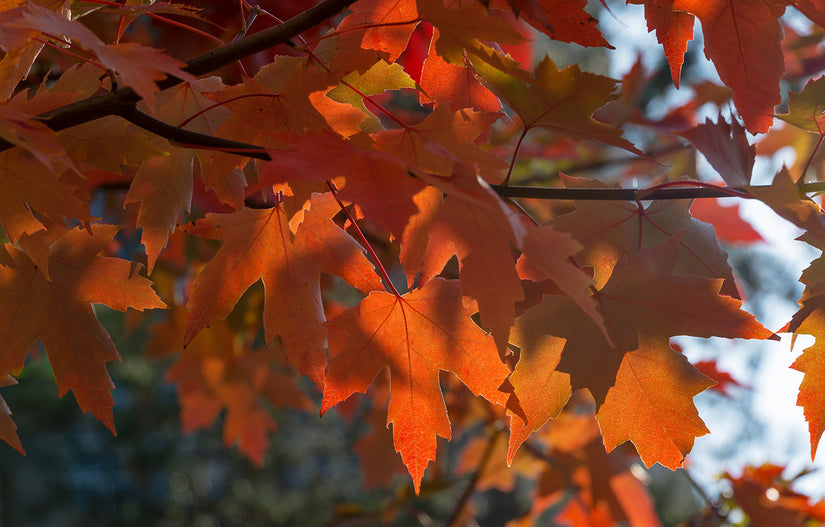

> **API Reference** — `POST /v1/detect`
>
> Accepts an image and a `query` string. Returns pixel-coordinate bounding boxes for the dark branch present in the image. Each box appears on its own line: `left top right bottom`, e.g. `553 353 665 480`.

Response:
90 108 825 202
117 108 273 161
494 182 825 200
0 0 357 153
160 0 357 85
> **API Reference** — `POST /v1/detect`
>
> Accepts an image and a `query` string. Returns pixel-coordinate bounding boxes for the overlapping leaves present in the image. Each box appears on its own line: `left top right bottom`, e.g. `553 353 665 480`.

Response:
0 0 820 514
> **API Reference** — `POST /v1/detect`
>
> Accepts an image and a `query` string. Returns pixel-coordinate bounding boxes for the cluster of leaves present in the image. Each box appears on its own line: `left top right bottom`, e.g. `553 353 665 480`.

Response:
5 0 825 524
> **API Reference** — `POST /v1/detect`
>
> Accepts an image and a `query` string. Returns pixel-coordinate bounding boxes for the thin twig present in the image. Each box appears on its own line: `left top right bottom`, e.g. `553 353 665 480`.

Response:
446 425 502 527
798 132 825 184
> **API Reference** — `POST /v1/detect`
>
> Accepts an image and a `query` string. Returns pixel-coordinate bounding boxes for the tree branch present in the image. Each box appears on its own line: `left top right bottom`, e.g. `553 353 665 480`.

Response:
0 0 357 153
91 109 825 203
117 107 273 160
494 182 825 200
445 425 502 527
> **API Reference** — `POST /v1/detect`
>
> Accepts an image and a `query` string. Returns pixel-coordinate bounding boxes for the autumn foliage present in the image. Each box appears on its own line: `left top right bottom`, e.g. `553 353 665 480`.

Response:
5 0 825 524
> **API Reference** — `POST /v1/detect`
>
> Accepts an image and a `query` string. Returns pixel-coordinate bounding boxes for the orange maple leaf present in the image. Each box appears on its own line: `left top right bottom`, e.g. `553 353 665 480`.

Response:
749 167 825 244
0 225 165 434
678 116 755 187
0 375 22 454
689 199 763 245
10 4 202 106
419 39 502 112
416 171 527 353
508 237 773 467
0 148 91 242
372 103 508 181
148 309 312 466
321 278 512 493
183 193 382 387
126 77 229 273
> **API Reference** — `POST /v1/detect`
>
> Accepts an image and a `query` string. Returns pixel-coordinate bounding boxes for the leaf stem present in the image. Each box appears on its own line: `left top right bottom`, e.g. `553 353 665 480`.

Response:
503 125 529 186
325 181 403 298
798 132 825 184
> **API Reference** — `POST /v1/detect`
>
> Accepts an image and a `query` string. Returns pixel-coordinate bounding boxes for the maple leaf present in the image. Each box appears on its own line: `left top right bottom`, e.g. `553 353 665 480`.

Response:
505 307 570 463
507 237 773 465
326 59 415 134
9 62 103 114
148 309 312 466
419 39 502 113
0 225 165 434
693 358 746 396
417 0 524 64
470 50 645 158
209 63 332 143
516 221 603 335
727 465 815 527
597 343 714 469
8 3 204 106
678 116 755 187
778 75 825 134
399 185 443 289
416 170 527 353
338 0 419 63
0 147 91 242
0 104 75 172
126 77 228 273
183 193 382 387
689 199 763 245
748 167 825 244
260 132 424 239
0 375 22 454
489 0 609 48
671 0 785 133
58 115 163 173
628 0 694 88
787 295 825 459
321 278 511 493
528 414 662 526
552 175 740 298
372 103 508 180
